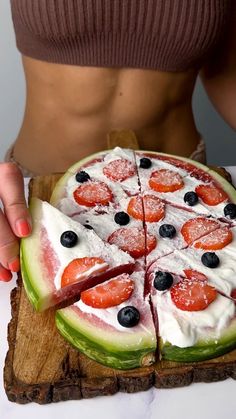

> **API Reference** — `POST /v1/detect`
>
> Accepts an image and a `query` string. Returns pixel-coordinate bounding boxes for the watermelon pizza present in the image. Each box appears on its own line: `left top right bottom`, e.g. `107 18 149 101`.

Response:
21 147 236 369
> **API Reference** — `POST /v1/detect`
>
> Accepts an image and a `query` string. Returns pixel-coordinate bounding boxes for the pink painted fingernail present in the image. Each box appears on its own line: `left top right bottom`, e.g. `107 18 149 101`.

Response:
16 219 31 236
8 258 20 272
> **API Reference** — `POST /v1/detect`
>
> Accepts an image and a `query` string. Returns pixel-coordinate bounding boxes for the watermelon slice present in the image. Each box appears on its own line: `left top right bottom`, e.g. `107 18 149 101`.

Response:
50 147 140 218
56 271 157 370
21 198 135 311
147 227 236 298
149 275 236 362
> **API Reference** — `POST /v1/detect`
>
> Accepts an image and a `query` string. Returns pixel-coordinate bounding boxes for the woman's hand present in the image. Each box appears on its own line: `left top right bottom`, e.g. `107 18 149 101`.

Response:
0 162 32 281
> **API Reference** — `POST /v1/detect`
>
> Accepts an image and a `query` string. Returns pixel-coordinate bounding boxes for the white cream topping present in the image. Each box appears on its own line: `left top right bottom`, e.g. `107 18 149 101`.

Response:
71 203 141 241
41 201 133 290
152 291 235 348
148 231 236 296
57 148 141 216
146 204 198 263
136 153 189 178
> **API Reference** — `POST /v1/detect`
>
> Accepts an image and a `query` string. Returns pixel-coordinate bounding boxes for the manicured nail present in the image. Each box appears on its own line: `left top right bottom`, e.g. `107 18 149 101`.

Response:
8 258 20 272
16 219 31 236
0 267 12 282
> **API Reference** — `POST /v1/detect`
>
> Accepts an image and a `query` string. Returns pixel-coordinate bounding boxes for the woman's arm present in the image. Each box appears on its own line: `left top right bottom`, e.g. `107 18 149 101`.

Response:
200 7 236 130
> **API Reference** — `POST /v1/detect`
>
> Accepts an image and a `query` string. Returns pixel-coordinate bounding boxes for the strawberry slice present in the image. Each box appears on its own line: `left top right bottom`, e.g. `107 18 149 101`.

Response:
80 273 134 308
127 194 165 222
170 279 217 311
73 181 113 207
181 217 219 245
61 257 108 288
183 269 208 282
194 227 233 250
149 169 184 193
103 159 136 181
108 227 157 258
195 184 228 206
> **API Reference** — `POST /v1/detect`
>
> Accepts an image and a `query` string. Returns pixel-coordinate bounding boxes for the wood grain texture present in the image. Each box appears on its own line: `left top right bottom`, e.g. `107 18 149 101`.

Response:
4 168 236 404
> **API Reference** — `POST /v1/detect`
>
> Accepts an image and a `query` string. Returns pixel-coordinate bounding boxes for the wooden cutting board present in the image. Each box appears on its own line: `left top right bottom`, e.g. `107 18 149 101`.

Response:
3 133 236 404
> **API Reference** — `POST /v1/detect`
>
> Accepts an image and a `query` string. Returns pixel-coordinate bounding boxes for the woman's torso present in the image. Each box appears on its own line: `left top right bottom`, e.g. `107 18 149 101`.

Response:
11 0 230 174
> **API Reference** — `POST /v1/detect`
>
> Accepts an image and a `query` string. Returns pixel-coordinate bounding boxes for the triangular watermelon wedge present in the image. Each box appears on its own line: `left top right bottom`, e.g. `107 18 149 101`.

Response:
56 271 157 370
20 198 135 311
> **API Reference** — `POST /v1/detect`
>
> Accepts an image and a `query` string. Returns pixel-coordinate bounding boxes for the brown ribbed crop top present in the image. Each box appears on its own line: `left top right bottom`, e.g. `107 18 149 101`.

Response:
10 0 230 71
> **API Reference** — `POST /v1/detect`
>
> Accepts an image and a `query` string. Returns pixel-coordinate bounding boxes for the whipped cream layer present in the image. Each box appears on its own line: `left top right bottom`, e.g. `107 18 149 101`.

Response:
151 289 235 348
57 147 140 217
148 227 236 296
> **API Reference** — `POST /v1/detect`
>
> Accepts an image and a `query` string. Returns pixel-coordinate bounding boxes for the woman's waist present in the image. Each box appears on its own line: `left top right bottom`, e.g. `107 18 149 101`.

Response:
13 110 201 175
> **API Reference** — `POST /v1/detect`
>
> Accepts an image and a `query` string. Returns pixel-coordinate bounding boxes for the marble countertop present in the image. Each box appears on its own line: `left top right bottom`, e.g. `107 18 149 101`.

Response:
1 168 236 419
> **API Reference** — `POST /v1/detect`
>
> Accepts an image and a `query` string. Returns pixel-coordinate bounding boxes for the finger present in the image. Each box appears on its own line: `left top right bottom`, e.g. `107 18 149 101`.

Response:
0 208 20 269
0 263 12 282
0 162 32 237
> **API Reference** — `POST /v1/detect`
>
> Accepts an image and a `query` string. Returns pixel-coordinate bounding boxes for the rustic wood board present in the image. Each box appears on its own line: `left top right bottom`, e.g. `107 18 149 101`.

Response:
4 172 236 404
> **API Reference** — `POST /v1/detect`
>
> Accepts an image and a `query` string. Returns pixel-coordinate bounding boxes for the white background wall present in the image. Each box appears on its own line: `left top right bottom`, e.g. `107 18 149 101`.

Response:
0 0 236 165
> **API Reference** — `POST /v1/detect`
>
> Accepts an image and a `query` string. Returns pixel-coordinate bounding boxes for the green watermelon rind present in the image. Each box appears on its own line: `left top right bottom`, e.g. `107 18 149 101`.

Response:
20 198 55 311
55 308 156 370
160 317 236 362
50 149 236 207
20 246 53 312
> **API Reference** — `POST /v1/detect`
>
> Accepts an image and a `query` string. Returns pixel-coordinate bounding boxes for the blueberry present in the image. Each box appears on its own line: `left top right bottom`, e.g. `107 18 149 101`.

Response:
159 224 176 238
75 170 90 183
153 271 173 291
117 306 140 327
184 191 199 206
114 211 130 225
201 252 220 268
139 157 152 169
224 203 236 219
84 224 93 230
60 231 78 248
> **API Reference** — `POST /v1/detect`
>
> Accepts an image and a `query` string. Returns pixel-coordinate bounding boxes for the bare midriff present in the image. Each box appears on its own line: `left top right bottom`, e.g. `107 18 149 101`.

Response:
13 56 201 175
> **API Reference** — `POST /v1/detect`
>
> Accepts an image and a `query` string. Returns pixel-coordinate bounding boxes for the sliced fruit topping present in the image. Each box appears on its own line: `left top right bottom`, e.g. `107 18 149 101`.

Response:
201 252 220 268
127 194 165 222
181 217 219 245
195 184 228 206
103 159 136 181
159 224 176 239
149 169 184 193
170 279 217 311
194 227 233 250
75 170 91 183
108 227 156 258
224 203 236 219
183 269 208 282
80 273 134 308
73 181 113 207
117 306 140 327
139 157 152 169
153 271 173 291
114 211 130 226
184 191 199 206
60 231 78 248
61 257 108 288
